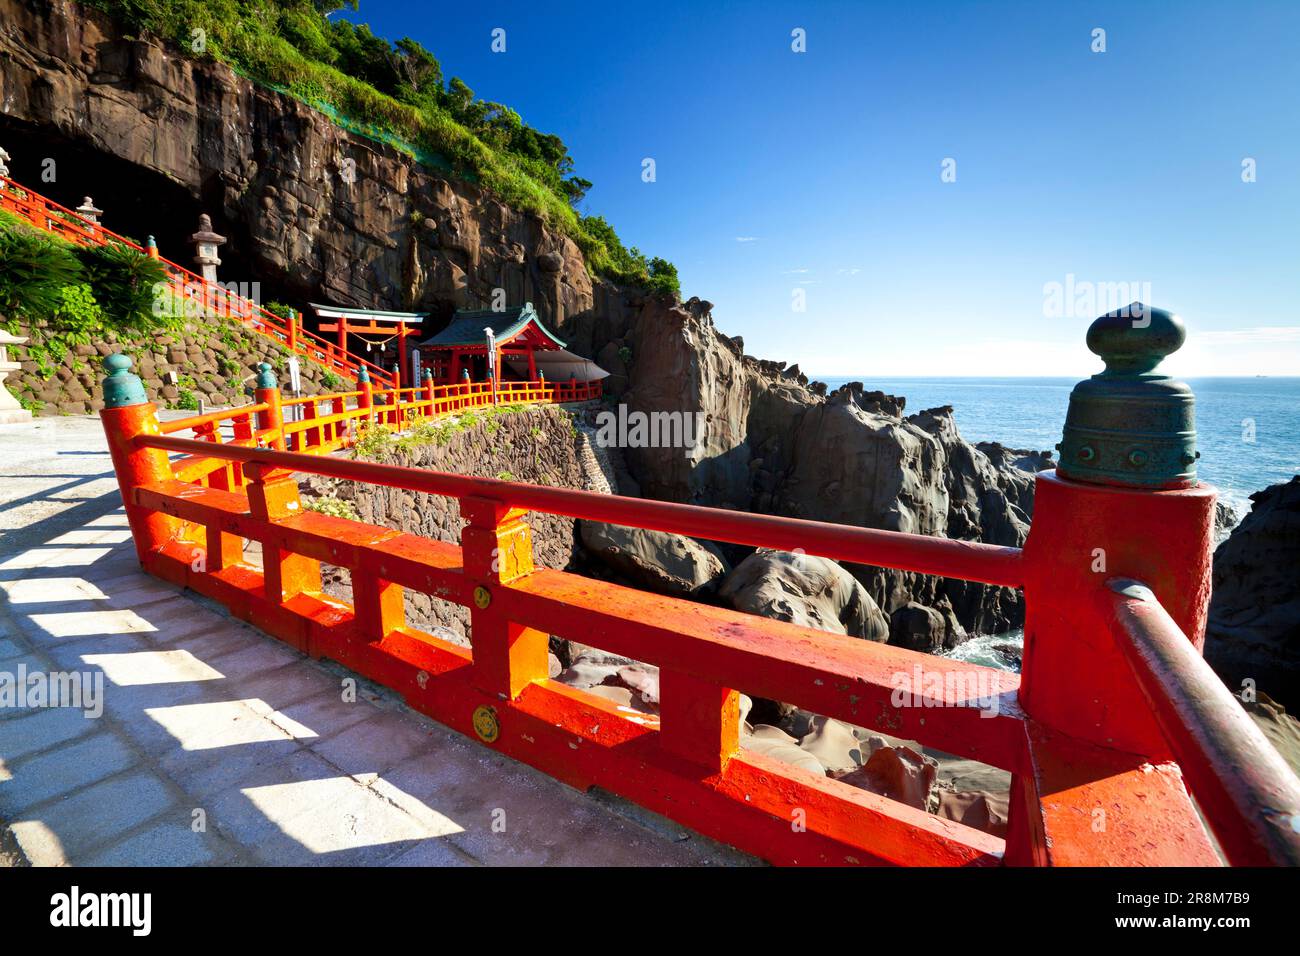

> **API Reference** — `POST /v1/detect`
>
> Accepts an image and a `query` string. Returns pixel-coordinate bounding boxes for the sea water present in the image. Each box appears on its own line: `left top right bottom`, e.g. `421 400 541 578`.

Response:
818 376 1300 670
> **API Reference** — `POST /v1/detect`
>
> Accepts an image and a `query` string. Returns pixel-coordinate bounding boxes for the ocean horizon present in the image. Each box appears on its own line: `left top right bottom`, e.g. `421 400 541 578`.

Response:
816 375 1300 672
818 376 1300 516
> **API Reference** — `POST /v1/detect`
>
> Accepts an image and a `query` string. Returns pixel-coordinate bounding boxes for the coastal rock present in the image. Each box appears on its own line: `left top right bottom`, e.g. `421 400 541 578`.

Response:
888 601 951 653
1213 499 1241 545
1205 477 1300 707
935 791 1010 838
740 733 827 776
1238 692 1300 778
578 520 728 598
797 716 869 773
834 745 938 811
718 549 889 641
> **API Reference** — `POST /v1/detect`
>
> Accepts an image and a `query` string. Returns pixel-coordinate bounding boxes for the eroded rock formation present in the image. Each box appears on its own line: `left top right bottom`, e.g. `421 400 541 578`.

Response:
1206 477 1300 707
718 548 889 641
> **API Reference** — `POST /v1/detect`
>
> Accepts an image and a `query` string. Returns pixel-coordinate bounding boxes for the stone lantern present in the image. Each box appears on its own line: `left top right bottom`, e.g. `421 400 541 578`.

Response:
76 196 103 225
189 213 226 284
0 329 33 423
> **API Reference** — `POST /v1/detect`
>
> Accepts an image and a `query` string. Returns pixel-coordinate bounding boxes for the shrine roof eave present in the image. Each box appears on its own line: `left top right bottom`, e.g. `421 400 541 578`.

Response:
310 303 430 321
418 303 567 350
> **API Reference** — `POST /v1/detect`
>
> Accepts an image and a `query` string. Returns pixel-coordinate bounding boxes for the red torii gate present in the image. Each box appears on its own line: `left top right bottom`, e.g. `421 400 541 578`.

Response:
311 304 428 388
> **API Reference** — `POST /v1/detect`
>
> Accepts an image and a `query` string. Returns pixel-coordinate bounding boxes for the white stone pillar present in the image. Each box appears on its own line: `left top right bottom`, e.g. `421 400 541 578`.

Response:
0 330 33 423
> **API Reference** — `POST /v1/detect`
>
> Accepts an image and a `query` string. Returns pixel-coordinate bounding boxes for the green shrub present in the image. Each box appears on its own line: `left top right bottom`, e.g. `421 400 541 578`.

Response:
74 243 174 333
174 387 200 410
303 495 360 521
0 213 86 319
52 283 104 343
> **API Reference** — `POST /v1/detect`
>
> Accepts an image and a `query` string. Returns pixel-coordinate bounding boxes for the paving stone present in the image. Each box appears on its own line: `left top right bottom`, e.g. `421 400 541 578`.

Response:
45 528 135 546
23 608 158 646
0 576 109 605
155 621 258 659
222 660 345 714
242 770 465 866
82 819 219 867
263 689 379 744
0 654 55 721
0 732 136 815
387 837 479 867
156 700 314 800
205 638 306 681
0 546 115 571
41 632 153 670
11 770 175 864
0 705 98 762
308 710 440 777
81 648 225 687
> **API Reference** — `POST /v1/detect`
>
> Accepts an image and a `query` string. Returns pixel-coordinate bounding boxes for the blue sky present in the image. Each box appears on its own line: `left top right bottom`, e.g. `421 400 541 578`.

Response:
342 1 1300 377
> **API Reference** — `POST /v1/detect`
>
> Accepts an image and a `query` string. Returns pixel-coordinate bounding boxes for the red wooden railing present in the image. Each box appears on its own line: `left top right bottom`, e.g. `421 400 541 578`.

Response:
0 175 397 389
99 367 1300 867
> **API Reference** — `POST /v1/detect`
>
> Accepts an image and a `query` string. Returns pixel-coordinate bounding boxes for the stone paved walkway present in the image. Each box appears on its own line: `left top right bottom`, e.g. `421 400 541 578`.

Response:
0 414 748 866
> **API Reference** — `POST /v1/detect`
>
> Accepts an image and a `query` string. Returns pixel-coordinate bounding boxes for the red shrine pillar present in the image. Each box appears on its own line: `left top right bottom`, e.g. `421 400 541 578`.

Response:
398 319 408 388
527 344 537 381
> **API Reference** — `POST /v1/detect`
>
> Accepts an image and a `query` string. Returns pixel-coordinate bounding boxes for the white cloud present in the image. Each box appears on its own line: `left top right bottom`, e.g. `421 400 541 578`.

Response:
734 236 759 243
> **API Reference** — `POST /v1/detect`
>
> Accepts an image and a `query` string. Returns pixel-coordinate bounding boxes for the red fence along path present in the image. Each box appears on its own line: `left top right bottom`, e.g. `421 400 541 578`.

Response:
97 329 1300 865
0 174 397 389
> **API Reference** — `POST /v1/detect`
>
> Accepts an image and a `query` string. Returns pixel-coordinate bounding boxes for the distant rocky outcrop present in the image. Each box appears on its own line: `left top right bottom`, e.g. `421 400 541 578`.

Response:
619 297 1046 635
1206 477 1300 707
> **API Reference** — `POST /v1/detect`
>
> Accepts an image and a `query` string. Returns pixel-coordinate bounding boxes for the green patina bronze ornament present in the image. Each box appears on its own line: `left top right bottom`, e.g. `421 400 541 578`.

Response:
356 364 370 384
255 362 277 389
1057 302 1198 489
102 353 147 408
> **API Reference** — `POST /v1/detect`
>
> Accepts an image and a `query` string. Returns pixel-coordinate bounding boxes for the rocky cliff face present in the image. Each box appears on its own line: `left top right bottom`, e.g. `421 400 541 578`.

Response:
1206 477 1300 708
0 0 1048 639
618 298 1041 633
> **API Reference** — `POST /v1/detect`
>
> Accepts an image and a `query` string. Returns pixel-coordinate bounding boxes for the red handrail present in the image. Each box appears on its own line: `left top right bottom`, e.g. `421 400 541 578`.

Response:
137 431 1024 586
1107 579 1300 865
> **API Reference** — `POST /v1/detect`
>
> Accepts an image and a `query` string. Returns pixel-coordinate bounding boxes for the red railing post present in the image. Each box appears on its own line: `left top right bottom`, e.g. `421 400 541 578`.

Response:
98 354 185 563
254 363 286 451
659 670 741 773
1008 306 1220 865
243 462 321 607
287 307 298 352
423 367 436 417
461 496 549 700
302 399 320 451
357 365 374 425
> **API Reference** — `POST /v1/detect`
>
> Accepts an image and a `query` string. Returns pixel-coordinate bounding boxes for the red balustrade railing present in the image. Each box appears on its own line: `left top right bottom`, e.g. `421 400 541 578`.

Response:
99 370 1300 867
0 176 396 389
